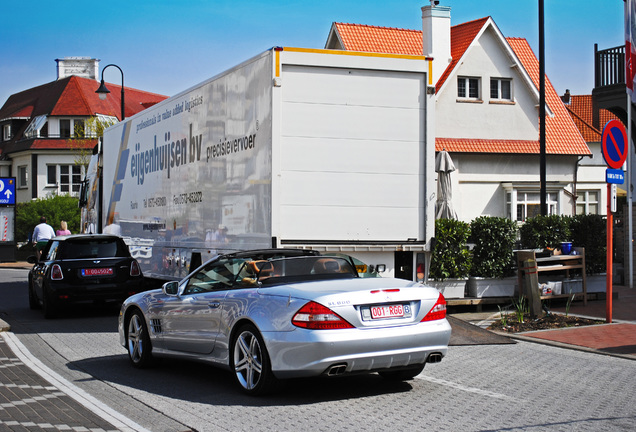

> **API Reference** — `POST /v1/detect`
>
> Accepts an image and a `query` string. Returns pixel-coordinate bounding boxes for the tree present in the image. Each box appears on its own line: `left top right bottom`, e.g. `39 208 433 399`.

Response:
67 116 115 169
16 195 81 242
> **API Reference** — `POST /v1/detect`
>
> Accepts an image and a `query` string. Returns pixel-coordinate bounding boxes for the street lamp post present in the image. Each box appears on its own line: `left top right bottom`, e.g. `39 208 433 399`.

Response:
95 64 125 121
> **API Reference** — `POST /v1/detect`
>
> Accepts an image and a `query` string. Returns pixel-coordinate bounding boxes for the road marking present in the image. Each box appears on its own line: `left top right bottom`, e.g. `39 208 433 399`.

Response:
1 331 152 432
417 374 522 401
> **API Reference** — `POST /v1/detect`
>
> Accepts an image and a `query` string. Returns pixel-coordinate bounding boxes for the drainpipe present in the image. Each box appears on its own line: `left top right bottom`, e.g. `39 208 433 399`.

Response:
572 155 586 214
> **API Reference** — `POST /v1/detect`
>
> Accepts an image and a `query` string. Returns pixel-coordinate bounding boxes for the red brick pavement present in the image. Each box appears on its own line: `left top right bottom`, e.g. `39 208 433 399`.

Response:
522 284 636 359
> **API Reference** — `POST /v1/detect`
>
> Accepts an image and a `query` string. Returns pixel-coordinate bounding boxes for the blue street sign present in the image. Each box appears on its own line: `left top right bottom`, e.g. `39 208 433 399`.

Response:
606 168 625 184
0 178 16 205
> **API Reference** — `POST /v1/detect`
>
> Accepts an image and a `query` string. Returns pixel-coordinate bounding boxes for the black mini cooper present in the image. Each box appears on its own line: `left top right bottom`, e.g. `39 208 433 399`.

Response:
28 234 144 318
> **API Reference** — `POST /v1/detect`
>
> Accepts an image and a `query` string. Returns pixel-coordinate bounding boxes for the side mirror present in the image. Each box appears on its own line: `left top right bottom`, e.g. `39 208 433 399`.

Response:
163 281 179 296
27 255 38 264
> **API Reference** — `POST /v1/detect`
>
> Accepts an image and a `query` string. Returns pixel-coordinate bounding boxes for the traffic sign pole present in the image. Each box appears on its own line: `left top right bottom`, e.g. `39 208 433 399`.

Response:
607 183 613 323
601 119 627 324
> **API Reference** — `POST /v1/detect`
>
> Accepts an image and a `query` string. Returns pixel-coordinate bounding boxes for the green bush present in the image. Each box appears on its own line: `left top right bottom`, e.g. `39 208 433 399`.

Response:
469 216 518 278
569 214 606 274
519 215 570 249
429 219 471 281
16 194 81 242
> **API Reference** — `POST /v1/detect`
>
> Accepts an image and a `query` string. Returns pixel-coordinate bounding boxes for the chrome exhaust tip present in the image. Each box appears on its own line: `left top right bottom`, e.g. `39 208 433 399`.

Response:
326 363 348 376
427 352 443 364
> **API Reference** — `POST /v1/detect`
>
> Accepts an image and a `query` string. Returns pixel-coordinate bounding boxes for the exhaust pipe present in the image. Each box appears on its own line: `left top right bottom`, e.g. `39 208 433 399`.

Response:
427 352 443 364
326 363 348 376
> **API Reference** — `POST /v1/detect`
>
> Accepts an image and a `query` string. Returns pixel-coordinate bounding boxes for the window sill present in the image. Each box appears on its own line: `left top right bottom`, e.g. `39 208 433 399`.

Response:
489 100 515 105
456 98 483 104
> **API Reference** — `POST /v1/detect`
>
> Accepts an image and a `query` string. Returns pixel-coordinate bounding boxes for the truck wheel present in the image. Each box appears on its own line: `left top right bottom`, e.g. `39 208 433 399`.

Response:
379 364 425 381
126 310 153 368
231 324 277 395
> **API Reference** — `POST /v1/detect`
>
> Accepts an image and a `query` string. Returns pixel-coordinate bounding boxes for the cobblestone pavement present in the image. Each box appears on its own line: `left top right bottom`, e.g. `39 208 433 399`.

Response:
0 333 128 431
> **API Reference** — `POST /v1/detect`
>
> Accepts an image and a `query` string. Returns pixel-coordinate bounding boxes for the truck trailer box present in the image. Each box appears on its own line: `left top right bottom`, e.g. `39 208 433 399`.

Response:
98 47 436 281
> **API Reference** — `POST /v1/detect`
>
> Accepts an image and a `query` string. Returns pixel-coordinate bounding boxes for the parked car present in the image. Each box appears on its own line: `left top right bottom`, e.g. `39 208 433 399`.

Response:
118 249 451 395
28 234 144 318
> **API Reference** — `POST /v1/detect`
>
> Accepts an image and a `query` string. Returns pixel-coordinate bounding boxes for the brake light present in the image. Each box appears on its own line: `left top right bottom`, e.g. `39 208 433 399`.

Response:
292 301 354 329
51 264 64 280
421 293 446 322
130 260 141 277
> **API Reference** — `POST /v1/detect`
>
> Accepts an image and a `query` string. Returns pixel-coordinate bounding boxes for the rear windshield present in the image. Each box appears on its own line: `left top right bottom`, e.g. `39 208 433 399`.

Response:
59 238 130 259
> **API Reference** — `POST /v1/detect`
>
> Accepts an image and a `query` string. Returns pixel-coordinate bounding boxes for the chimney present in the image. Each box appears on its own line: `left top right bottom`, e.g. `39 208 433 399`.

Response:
422 1 452 86
55 57 100 80
561 89 571 104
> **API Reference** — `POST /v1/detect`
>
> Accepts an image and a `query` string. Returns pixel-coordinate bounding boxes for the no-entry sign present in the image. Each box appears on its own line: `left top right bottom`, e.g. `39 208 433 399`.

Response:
601 119 628 169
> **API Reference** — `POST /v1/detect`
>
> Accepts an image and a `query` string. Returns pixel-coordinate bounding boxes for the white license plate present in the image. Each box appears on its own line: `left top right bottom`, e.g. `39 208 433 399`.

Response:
82 268 114 276
370 304 405 319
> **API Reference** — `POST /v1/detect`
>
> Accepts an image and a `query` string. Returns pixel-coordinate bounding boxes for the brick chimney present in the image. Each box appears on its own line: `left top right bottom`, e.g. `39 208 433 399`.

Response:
422 1 452 86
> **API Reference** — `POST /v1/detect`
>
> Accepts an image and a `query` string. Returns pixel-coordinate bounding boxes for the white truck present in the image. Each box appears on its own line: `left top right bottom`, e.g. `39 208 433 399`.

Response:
82 47 437 282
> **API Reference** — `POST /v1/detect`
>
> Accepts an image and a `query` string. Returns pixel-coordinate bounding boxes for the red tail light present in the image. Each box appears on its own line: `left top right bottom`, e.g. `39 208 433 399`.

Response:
292 301 354 330
421 293 447 322
130 260 141 277
51 264 64 280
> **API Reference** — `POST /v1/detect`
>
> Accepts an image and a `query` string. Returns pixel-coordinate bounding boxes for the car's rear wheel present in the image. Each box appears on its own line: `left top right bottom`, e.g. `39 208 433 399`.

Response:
231 324 277 395
126 310 153 368
378 364 425 381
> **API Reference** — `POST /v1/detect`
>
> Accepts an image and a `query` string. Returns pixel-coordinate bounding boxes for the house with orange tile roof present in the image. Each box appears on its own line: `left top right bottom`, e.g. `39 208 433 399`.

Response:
0 57 167 204
326 3 604 222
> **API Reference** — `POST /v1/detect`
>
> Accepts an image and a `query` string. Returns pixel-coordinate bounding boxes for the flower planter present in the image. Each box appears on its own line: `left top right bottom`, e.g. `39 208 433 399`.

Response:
428 279 466 298
466 276 518 298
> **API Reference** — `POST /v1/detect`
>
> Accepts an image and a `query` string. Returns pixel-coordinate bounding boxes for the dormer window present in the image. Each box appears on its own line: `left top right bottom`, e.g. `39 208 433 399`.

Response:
457 76 480 100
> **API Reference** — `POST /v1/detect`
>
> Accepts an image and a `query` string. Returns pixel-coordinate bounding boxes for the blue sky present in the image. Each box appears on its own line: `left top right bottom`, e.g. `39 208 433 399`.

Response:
0 0 624 105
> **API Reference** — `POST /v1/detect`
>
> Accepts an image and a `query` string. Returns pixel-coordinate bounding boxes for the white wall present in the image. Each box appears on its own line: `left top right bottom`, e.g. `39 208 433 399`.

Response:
436 27 538 141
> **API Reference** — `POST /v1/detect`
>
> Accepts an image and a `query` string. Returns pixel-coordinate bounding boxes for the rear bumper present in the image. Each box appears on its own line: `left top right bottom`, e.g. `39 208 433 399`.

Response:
46 279 144 304
264 318 452 379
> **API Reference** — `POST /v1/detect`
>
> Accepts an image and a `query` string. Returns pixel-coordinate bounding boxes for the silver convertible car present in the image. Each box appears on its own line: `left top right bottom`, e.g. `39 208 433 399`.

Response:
118 249 451 395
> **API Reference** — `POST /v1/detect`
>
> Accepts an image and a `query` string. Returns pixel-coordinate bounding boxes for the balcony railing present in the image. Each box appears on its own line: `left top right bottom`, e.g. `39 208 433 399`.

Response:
595 43 625 88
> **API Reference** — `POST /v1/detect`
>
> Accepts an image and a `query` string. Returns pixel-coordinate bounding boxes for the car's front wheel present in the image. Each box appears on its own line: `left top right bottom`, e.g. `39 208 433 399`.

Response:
231 324 277 395
126 309 153 368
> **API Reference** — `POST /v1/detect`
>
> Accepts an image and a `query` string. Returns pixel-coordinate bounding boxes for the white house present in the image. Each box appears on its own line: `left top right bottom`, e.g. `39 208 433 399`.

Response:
326 3 605 223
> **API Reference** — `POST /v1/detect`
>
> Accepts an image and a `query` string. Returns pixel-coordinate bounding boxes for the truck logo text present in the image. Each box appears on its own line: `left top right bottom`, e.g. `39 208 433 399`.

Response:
130 123 202 185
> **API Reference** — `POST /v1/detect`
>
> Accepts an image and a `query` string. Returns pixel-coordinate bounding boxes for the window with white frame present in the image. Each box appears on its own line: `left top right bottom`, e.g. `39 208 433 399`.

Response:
47 164 83 195
506 189 558 222
490 78 512 100
457 76 480 100
59 119 71 138
576 190 600 215
58 118 86 138
3 124 11 141
60 165 83 194
47 165 57 186
17 166 27 188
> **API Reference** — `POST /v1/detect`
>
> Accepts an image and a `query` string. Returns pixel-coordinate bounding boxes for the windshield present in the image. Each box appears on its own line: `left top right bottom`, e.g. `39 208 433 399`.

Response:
244 256 358 285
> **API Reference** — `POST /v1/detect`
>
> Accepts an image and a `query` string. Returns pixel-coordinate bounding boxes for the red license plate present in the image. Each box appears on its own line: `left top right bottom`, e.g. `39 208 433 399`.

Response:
82 268 113 276
370 304 405 319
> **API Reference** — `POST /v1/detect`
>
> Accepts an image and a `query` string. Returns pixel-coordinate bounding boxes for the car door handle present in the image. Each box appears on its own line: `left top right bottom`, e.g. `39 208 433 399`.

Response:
208 302 221 309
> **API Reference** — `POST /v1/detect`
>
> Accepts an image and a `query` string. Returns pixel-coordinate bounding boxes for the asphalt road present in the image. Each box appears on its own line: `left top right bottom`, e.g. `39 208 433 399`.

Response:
1 268 636 432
